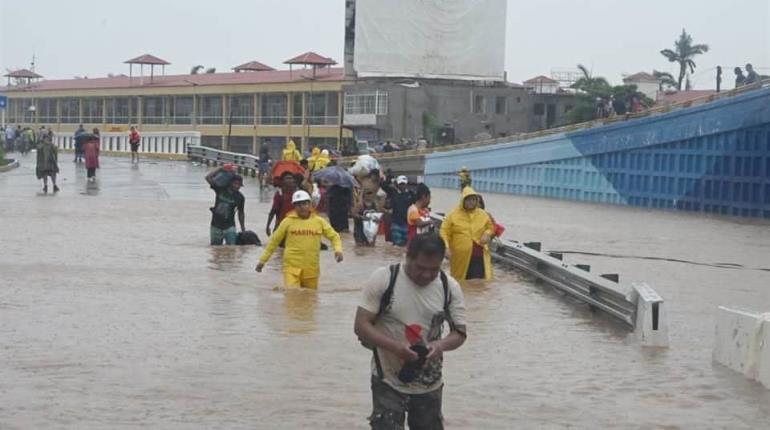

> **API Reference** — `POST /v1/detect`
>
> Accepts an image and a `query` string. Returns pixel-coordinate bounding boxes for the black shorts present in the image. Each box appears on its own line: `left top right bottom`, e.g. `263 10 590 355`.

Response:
130 143 140 152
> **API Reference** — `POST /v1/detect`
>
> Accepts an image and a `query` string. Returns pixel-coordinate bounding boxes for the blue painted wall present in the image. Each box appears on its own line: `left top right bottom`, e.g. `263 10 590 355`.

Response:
425 87 770 218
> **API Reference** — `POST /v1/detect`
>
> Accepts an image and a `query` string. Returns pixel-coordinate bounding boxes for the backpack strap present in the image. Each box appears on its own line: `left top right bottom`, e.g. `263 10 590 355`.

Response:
373 264 399 380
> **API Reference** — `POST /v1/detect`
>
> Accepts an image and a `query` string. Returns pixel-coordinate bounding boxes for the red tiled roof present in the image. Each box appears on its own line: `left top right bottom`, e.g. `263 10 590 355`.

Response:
523 75 558 84
0 67 345 93
623 72 660 83
4 69 43 79
284 51 337 65
233 61 275 72
124 54 170 65
656 90 717 105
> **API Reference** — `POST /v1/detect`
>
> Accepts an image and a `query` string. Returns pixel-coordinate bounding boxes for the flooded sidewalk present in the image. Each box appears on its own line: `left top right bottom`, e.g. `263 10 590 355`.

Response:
1 156 769 429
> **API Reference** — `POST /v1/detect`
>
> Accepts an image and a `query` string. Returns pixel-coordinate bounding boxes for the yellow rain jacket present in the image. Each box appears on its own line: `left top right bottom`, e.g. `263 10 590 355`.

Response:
440 187 494 280
259 210 343 278
282 140 302 161
307 147 321 171
315 150 331 170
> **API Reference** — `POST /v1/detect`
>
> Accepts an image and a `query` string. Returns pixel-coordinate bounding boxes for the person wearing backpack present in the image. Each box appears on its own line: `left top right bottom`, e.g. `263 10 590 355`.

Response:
205 166 246 245
354 233 467 429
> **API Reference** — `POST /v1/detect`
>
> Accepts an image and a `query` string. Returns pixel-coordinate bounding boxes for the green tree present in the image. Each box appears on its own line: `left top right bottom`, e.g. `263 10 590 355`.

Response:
567 64 654 124
653 70 678 91
659 29 709 91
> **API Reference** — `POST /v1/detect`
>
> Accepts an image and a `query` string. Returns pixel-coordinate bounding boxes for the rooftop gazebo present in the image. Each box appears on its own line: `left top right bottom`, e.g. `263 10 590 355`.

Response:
283 51 337 79
4 68 43 86
232 61 275 73
124 54 170 84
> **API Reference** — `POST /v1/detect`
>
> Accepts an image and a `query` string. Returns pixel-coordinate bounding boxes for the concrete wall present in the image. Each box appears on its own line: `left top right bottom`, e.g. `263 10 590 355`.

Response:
713 307 770 389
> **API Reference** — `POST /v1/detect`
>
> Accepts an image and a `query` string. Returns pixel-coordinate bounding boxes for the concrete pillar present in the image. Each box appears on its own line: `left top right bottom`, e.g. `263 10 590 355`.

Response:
714 306 770 389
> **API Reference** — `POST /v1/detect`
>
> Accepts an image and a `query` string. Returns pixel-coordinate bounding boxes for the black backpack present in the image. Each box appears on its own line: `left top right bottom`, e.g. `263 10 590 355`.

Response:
236 230 261 246
367 263 453 380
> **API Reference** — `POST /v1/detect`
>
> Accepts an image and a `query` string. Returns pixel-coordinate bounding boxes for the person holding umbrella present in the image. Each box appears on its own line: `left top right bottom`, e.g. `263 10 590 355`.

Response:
313 166 358 233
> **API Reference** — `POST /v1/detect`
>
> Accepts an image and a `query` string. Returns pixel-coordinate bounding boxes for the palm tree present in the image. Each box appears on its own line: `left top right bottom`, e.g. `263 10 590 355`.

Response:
653 70 678 91
572 64 611 97
660 29 709 90
190 65 204 75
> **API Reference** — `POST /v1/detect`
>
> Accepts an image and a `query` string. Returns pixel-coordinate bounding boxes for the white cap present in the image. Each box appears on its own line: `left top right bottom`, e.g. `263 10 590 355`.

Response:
396 175 408 184
292 190 312 204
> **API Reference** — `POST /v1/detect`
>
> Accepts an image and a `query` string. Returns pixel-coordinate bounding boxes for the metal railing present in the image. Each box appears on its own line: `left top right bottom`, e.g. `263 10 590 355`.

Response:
54 131 200 155
187 145 261 176
432 215 669 347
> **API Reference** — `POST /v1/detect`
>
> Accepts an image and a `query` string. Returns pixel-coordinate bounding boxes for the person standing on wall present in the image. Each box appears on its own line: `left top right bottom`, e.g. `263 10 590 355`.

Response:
129 126 141 164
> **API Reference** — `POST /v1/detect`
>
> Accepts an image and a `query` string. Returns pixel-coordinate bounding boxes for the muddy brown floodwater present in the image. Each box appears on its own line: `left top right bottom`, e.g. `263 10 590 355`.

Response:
1 155 769 429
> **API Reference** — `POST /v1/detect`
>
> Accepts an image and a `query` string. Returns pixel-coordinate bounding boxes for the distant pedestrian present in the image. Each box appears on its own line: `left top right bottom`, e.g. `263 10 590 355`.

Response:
716 66 723 93
457 167 472 190
36 134 60 193
20 127 34 156
4 126 14 151
387 175 415 246
74 124 86 162
205 166 246 245
407 183 434 243
266 172 297 237
734 67 746 88
745 63 761 85
258 144 272 188
256 190 343 289
83 129 101 182
129 126 141 164
282 139 302 161
440 187 494 281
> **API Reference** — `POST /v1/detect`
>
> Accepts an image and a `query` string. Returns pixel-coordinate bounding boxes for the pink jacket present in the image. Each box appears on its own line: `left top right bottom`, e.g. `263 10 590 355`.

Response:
83 139 100 169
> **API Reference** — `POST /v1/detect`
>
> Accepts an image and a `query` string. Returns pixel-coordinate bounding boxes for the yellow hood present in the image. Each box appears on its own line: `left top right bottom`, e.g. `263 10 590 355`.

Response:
286 140 297 151
311 147 320 157
457 186 481 210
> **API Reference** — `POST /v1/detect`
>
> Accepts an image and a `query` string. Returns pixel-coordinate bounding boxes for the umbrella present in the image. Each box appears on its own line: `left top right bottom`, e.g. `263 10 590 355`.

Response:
313 166 358 188
75 132 99 144
271 160 305 180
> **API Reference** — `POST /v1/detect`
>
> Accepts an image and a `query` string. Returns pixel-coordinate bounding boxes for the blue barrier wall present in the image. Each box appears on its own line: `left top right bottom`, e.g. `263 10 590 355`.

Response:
425 87 770 218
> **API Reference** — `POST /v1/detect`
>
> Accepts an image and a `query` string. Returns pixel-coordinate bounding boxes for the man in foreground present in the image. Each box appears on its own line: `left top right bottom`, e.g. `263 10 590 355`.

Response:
354 233 467 429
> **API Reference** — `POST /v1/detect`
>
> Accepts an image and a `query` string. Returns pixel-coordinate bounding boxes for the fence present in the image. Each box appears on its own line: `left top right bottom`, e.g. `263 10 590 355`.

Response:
54 131 201 155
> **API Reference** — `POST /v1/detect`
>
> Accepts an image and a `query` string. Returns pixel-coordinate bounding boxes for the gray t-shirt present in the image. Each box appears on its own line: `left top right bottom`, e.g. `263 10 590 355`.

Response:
361 265 467 394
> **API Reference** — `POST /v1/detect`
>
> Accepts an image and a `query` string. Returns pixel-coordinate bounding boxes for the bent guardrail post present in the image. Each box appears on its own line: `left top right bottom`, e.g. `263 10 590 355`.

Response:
713 307 770 389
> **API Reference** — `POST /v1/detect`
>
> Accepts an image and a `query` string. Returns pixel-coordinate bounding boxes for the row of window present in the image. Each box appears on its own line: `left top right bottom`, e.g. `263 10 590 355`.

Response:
3 92 341 126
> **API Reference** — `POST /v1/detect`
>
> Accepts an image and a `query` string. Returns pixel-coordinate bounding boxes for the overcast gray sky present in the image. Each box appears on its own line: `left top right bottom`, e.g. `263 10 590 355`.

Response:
1 0 768 89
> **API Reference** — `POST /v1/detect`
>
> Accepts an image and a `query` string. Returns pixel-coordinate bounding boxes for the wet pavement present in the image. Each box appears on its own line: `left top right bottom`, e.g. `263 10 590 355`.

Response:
1 153 769 429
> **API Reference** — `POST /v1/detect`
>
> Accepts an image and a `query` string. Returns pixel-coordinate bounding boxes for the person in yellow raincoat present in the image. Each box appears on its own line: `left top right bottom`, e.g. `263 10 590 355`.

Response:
440 187 494 280
307 147 321 171
282 139 302 161
315 149 331 170
256 190 343 288
457 166 472 190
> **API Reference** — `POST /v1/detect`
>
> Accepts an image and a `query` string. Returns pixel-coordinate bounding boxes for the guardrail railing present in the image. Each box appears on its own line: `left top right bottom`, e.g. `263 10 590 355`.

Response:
54 131 200 155
432 215 668 347
187 145 261 176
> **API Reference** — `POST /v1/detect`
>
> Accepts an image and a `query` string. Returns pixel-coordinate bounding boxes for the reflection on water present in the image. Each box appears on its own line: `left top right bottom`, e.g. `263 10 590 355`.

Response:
0 158 768 429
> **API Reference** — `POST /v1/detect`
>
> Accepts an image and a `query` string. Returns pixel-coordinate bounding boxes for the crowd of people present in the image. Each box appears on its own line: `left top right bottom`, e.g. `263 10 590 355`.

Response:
733 63 763 88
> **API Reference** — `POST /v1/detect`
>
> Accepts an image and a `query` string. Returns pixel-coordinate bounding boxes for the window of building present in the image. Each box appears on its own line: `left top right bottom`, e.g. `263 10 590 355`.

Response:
82 98 103 124
37 99 57 124
171 96 194 125
343 91 387 115
106 97 130 124
564 104 574 113
534 103 545 116
473 94 485 114
229 95 254 125
60 98 80 123
143 96 166 124
197 95 222 125
307 92 339 125
260 93 288 125
292 93 304 125
495 96 507 115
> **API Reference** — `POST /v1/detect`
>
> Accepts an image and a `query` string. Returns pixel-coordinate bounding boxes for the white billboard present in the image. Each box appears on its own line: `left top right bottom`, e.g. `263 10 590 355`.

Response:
353 0 507 81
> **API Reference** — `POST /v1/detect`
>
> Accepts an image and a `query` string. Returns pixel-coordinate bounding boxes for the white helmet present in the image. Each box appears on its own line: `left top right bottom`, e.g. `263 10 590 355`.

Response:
292 190 312 204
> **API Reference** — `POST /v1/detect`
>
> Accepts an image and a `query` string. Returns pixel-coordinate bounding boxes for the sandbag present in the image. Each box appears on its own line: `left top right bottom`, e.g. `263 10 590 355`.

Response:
236 230 261 246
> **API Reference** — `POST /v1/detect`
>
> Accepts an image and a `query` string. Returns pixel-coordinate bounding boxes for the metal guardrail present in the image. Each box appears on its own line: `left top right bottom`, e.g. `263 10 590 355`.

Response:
187 145 261 176
432 215 668 347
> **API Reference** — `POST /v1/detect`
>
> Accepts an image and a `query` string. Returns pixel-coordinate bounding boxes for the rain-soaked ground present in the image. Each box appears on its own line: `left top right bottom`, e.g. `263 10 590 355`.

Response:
1 153 769 429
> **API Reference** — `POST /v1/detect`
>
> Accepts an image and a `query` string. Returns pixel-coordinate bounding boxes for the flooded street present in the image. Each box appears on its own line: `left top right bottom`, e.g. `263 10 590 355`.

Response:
1 155 769 429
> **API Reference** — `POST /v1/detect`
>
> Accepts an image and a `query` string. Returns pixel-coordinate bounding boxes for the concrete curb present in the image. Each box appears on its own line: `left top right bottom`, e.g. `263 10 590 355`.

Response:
0 159 20 173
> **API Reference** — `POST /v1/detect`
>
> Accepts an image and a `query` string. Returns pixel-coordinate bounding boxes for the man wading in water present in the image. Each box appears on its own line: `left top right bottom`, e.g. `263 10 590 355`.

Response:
355 233 467 429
